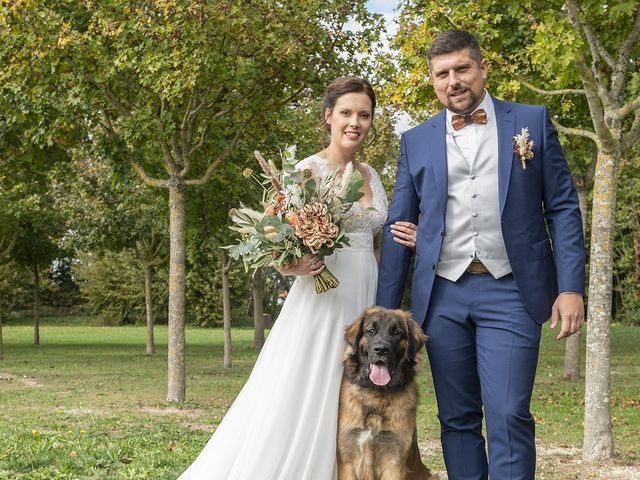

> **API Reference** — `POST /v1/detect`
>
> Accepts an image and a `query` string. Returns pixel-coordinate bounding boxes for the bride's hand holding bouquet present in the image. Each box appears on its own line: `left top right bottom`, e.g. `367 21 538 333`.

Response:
227 148 364 293
276 252 325 277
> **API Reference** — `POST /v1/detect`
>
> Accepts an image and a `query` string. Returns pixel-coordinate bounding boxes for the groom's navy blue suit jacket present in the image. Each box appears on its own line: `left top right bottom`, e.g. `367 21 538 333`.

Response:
376 97 586 325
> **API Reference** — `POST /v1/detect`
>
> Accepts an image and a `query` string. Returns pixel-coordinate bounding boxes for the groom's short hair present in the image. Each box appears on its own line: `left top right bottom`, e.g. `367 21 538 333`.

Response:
427 29 483 69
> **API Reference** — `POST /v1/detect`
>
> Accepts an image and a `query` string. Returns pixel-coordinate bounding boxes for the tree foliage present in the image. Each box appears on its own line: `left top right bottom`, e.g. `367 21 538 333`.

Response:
613 153 640 325
2 0 385 401
76 249 169 325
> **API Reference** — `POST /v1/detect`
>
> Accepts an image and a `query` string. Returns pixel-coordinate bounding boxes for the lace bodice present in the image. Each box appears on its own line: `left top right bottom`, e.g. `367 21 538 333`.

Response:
295 155 388 235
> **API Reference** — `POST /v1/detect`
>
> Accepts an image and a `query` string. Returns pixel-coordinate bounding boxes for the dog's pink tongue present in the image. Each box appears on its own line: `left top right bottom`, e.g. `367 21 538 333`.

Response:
369 363 391 386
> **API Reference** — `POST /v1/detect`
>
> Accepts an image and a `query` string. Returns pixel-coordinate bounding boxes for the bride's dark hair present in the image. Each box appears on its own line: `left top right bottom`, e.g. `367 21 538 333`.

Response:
318 77 377 139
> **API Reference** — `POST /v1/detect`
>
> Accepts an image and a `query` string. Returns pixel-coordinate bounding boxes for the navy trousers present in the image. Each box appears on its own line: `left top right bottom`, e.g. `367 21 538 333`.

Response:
423 273 542 480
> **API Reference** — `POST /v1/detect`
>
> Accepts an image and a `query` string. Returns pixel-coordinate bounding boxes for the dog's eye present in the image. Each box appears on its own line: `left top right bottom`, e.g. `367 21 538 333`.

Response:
392 328 401 336
366 327 375 335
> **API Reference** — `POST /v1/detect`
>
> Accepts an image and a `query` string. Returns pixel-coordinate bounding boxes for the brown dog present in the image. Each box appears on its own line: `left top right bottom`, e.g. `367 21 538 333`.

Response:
337 306 435 480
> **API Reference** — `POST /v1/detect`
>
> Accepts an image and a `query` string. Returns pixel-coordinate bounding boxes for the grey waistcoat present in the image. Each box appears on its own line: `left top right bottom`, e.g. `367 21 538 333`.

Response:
436 118 512 281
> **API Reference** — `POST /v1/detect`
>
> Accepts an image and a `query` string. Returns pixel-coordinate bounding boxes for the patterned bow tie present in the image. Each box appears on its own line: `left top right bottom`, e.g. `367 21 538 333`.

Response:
451 109 488 131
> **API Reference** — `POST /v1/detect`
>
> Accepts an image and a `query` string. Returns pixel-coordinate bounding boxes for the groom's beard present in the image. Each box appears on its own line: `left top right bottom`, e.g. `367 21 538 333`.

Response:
446 87 482 115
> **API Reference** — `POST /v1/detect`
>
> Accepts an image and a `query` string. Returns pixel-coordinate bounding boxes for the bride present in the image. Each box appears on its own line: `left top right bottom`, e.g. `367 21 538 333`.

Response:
178 77 417 480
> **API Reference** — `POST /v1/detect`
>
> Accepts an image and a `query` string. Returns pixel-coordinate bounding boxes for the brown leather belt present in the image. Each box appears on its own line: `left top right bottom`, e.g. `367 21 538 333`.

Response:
467 259 490 274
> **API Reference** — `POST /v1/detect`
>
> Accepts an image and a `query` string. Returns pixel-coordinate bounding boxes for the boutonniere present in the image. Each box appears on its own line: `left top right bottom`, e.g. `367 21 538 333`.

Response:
513 127 534 170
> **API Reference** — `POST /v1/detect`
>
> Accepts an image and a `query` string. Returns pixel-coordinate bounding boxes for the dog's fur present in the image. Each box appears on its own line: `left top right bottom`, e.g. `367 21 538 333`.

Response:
337 307 435 480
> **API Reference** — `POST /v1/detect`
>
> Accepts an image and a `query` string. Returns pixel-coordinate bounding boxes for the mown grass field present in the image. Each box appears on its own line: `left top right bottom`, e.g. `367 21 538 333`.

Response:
0 317 639 479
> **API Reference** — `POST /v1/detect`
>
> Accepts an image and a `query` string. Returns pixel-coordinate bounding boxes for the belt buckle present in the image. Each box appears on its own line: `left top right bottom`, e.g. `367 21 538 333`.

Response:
467 259 489 274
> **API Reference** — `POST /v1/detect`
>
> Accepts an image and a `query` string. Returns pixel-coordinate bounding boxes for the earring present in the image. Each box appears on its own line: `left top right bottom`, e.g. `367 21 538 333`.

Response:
316 119 329 132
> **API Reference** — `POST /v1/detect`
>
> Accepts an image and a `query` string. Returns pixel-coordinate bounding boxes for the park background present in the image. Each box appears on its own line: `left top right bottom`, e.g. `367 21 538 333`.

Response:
1 0 639 478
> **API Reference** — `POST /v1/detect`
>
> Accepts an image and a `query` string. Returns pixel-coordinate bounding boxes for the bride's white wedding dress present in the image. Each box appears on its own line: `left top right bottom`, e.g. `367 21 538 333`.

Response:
178 155 388 480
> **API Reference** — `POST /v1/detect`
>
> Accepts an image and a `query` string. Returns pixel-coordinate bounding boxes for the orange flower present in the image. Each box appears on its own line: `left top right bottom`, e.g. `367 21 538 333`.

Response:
285 212 300 228
264 193 286 216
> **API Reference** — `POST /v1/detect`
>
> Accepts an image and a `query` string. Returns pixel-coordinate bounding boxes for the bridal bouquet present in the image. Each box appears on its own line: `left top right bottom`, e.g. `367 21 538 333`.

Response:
227 148 364 293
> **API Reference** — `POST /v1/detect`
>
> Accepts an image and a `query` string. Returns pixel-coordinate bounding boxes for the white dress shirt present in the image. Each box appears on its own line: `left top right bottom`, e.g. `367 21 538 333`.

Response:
446 89 494 166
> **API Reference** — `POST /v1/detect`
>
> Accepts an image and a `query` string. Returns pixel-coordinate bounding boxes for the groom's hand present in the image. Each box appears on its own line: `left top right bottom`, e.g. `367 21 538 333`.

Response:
550 292 584 340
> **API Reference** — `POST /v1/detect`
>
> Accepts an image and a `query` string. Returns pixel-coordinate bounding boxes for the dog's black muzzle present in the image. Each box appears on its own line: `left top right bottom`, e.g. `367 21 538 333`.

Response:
368 340 392 364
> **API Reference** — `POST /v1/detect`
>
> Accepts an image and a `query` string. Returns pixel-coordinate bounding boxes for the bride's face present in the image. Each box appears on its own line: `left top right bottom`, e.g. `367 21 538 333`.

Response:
324 92 373 152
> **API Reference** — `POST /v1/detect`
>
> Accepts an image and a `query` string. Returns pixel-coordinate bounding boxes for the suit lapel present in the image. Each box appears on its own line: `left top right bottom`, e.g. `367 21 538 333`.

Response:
493 97 515 215
430 110 448 220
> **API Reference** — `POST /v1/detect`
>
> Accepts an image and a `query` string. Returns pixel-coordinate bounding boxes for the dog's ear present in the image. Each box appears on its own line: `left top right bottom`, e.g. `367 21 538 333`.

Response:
404 312 427 360
345 309 368 353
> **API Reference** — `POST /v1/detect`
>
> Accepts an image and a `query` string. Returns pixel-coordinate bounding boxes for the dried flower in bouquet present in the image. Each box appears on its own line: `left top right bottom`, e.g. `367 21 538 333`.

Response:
226 148 364 293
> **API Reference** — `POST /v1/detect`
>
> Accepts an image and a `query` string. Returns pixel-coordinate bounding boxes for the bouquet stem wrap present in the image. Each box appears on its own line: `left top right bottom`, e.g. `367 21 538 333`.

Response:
314 267 339 293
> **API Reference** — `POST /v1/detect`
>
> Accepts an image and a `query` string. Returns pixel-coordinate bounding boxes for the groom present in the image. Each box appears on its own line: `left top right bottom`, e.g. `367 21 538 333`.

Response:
377 30 585 480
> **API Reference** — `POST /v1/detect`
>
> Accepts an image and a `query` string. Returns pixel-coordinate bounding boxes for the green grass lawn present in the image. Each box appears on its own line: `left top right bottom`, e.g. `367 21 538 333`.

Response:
0 319 639 479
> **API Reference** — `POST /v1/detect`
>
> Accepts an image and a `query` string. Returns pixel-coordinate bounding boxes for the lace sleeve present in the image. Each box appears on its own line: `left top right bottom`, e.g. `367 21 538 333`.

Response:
368 166 388 219
342 164 388 235
367 166 389 235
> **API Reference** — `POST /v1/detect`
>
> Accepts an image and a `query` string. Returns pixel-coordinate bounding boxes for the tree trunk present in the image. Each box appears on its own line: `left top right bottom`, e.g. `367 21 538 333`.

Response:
252 268 265 350
583 147 617 462
33 263 40 346
564 186 589 380
144 264 156 355
221 250 232 368
167 184 187 403
0 314 4 360
563 329 581 380
630 197 640 282
0 236 14 360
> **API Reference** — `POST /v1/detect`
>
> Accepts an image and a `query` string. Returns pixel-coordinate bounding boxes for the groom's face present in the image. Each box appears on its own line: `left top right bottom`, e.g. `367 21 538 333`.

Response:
430 48 487 115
